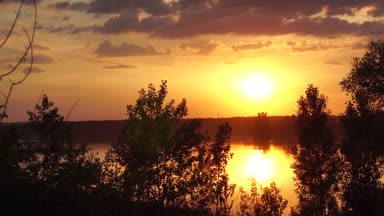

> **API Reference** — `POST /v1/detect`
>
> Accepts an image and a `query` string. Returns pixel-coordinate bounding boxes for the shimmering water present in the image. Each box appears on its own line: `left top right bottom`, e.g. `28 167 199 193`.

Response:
88 142 297 215
227 144 296 215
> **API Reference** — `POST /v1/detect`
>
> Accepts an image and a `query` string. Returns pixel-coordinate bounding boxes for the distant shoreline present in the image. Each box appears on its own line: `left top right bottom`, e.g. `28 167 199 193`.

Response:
4 116 344 146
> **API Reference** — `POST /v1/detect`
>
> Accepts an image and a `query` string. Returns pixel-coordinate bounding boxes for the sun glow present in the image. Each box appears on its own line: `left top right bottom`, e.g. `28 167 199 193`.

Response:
246 149 273 181
241 75 273 100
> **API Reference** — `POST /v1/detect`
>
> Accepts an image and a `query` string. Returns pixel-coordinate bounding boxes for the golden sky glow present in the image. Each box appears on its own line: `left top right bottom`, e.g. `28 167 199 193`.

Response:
1 0 384 121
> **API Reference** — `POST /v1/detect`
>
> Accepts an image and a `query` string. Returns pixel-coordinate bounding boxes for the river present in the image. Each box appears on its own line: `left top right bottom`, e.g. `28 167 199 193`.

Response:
88 142 297 215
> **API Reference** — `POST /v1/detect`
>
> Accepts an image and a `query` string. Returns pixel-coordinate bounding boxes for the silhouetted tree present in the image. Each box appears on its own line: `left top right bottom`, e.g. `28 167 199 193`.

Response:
204 122 235 216
27 94 68 152
291 84 343 216
106 81 235 214
238 178 287 216
256 112 270 140
0 124 34 187
26 94 101 192
339 40 384 215
340 40 384 115
1 93 102 215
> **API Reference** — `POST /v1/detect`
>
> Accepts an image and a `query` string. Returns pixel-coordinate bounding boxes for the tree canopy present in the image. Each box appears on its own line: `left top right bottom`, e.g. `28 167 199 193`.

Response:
107 81 236 215
339 39 384 216
340 39 384 115
291 84 342 216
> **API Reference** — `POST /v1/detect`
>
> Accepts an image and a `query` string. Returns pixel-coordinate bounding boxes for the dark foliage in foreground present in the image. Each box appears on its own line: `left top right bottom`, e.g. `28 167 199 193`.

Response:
339 40 384 216
0 83 239 216
0 83 289 216
103 80 236 215
291 85 343 216
238 178 287 216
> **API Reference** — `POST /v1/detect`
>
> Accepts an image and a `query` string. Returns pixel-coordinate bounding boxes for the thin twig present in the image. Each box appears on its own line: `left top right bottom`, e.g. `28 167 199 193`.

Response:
0 0 37 124
65 98 80 121
32 89 44 115
0 0 25 48
11 26 35 85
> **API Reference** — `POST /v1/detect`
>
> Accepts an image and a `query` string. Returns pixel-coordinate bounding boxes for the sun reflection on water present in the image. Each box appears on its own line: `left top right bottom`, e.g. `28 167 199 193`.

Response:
246 149 273 181
226 144 297 215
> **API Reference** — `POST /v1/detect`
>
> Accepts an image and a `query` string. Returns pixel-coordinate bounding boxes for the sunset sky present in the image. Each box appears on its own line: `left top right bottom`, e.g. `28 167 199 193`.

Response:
2 0 384 121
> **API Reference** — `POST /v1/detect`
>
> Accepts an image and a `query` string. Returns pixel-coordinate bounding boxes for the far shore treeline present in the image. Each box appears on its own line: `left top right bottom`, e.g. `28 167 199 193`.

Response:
5 115 346 146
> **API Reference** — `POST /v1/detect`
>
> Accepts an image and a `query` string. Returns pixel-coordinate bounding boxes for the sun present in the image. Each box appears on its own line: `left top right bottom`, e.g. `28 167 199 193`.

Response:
241 75 273 100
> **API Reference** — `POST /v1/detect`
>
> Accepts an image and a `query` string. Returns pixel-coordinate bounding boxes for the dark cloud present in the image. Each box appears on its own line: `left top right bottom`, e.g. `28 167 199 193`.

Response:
43 0 384 38
323 61 344 66
287 41 343 52
34 54 54 64
231 41 272 52
24 66 45 73
40 24 76 33
367 2 384 17
351 41 367 50
104 64 136 69
0 58 13 64
357 21 384 36
97 6 352 38
97 11 140 34
48 1 89 11
37 24 97 34
20 0 384 20
179 41 218 55
9 0 43 4
72 25 98 34
285 17 358 37
33 44 49 50
88 0 174 15
96 40 170 57
325 6 354 16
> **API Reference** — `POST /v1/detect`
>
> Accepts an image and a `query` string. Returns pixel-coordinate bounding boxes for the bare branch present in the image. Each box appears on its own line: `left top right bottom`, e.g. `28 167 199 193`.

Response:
0 0 25 48
0 0 37 124
10 26 35 85
65 98 80 121
0 44 30 81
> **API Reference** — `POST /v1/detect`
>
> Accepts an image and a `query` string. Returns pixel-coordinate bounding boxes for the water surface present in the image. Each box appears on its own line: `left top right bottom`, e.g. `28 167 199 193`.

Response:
89 142 297 215
227 143 296 214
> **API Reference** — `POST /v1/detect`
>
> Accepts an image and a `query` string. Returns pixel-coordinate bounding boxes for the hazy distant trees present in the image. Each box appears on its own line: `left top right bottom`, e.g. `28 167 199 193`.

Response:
238 178 287 216
339 40 384 215
255 112 270 140
291 84 343 216
106 81 235 215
